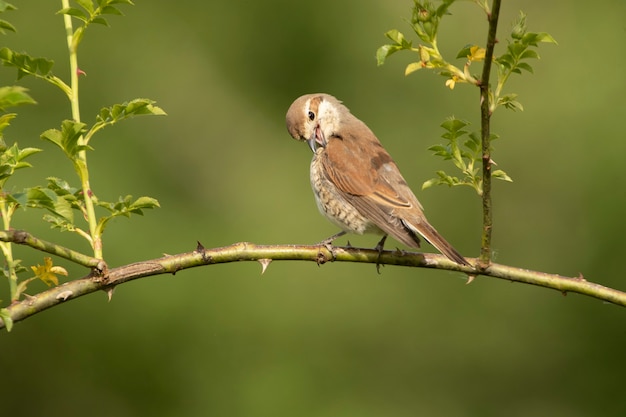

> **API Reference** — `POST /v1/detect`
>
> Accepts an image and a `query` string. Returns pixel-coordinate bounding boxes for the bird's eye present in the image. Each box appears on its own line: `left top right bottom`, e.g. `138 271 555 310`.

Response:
308 111 315 121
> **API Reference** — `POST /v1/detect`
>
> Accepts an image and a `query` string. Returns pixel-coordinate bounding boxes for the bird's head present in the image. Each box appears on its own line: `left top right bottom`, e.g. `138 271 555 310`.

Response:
286 93 344 153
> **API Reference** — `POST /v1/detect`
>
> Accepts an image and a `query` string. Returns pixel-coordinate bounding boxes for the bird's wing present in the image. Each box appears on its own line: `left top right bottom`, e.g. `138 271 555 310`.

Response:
321 129 424 247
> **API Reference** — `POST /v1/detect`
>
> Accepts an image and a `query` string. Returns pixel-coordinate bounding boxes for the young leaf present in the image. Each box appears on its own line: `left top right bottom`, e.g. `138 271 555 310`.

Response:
128 196 160 214
86 99 165 141
46 177 81 206
31 257 68 287
0 48 54 79
41 120 89 158
57 7 89 22
404 62 423 76
0 86 36 110
75 0 95 14
94 194 159 236
0 142 42 184
0 308 12 332
376 44 402 66
0 1 17 13
26 187 75 223
0 19 15 34
492 169 513 182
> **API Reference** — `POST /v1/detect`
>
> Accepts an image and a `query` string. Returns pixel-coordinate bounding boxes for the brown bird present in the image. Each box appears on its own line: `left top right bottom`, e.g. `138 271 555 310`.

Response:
285 93 469 266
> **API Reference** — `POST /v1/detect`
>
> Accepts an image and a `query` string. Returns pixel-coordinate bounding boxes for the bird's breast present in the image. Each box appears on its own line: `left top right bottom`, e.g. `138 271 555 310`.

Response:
309 152 382 235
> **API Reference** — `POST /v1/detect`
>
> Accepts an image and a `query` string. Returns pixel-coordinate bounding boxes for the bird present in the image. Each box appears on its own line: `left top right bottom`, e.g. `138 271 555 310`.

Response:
285 93 469 266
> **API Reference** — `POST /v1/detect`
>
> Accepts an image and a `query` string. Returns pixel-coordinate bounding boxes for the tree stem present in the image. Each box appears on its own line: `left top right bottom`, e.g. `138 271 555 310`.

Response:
478 0 501 268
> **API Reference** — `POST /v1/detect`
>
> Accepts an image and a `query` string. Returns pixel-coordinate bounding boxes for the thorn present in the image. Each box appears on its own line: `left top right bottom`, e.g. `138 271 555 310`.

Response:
77 67 86 76
577 272 586 281
196 241 205 252
56 290 73 301
466 275 476 285
106 287 115 302
345 240 353 248
258 258 272 275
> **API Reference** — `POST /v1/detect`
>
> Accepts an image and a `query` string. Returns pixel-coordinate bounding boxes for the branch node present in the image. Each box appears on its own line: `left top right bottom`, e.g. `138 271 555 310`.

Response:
13 229 28 243
316 245 335 265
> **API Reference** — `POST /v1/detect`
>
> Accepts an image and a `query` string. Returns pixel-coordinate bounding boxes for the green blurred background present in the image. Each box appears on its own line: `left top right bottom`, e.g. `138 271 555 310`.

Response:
2 1 626 416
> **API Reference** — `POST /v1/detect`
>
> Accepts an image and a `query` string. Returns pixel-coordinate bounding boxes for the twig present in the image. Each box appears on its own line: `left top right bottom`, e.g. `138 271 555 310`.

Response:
0 229 105 270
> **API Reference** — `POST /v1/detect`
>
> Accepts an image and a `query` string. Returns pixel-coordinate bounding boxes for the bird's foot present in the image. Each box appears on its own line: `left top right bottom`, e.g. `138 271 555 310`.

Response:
315 231 347 264
374 235 388 274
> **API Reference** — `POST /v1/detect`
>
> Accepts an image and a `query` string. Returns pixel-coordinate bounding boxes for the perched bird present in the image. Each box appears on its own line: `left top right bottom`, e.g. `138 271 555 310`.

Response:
285 93 469 266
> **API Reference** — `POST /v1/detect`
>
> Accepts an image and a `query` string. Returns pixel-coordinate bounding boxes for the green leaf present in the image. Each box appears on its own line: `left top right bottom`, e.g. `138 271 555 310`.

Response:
41 120 89 158
522 32 557 46
42 214 77 232
95 194 159 235
376 44 401 66
515 62 533 73
46 176 80 200
57 7 89 22
404 62 423 76
101 5 123 16
421 177 441 190
26 187 56 208
519 49 539 60
91 16 110 26
427 144 450 158
440 117 469 134
384 29 406 46
0 1 17 13
455 45 472 59
498 94 524 111
0 48 55 79
87 99 165 141
0 308 13 332
492 169 513 182
26 186 75 223
128 196 160 214
109 0 135 4
0 86 36 110
0 142 42 184
0 112 16 135
0 18 16 34
75 0 95 13
463 138 479 153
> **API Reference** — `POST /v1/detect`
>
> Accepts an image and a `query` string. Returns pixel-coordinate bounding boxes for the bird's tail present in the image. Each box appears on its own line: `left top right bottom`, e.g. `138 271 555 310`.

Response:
402 219 469 266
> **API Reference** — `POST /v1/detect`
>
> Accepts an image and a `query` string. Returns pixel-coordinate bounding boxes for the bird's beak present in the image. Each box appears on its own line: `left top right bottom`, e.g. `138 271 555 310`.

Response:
307 124 326 153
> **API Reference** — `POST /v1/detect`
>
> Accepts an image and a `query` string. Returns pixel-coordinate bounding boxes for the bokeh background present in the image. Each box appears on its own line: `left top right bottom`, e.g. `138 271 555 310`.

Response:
2 1 626 416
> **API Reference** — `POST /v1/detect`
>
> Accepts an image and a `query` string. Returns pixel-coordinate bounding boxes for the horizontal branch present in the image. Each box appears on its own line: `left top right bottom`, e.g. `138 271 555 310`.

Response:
1 241 624 330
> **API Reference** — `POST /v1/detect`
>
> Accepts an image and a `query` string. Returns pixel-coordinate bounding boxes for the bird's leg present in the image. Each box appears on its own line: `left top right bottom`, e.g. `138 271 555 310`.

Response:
317 231 347 251
314 231 347 265
374 235 388 274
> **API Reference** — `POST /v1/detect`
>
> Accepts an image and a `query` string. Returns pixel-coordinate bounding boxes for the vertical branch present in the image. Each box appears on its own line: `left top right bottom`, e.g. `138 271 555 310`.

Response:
0 201 17 300
478 0 501 268
60 0 102 259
